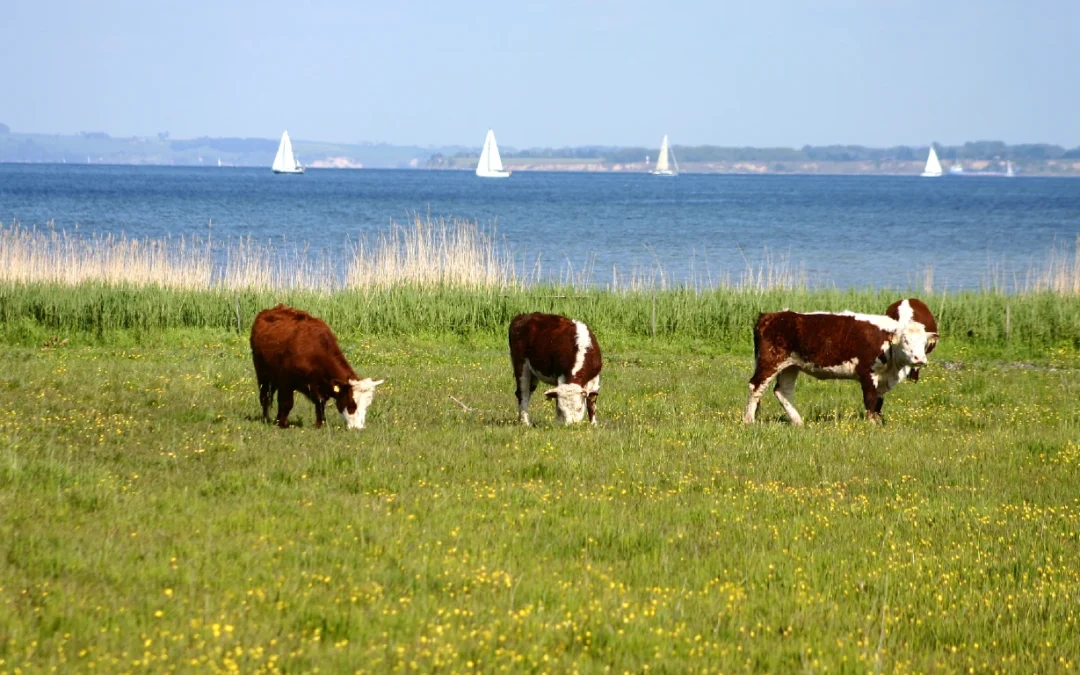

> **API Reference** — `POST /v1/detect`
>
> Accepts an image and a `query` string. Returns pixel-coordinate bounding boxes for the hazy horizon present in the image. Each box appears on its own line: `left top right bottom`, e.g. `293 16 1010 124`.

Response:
4 1 1079 149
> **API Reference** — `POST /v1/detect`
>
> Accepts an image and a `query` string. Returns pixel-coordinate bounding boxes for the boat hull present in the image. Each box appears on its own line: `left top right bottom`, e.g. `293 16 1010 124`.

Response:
273 168 304 174
650 170 677 176
476 170 511 178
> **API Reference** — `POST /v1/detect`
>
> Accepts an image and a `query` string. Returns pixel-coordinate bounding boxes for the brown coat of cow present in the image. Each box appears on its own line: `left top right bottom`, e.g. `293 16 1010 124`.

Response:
250 304 382 429
744 299 937 425
509 312 602 425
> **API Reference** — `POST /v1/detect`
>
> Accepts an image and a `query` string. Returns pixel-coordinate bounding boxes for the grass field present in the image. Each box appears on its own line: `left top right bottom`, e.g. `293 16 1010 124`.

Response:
2 300 1079 671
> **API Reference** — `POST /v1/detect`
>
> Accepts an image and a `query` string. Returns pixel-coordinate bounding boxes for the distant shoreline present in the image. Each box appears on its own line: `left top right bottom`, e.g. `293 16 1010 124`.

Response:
4 160 1080 177
3 130 1079 176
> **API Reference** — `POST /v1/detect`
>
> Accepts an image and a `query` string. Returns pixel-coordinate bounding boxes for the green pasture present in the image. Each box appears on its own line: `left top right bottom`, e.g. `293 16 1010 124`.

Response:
1 283 1078 672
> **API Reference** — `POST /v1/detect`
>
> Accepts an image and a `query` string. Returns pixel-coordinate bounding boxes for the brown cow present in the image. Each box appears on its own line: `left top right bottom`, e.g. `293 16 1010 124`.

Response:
744 299 938 425
250 305 384 429
509 312 602 426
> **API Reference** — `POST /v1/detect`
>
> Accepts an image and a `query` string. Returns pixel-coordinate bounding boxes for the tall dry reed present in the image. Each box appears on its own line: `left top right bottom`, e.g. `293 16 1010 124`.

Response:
0 222 213 289
345 214 521 289
2 220 1076 296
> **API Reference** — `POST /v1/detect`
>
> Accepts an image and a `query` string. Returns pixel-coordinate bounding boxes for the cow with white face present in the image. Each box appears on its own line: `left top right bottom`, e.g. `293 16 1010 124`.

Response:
250 304 385 430
509 312 602 426
744 298 938 425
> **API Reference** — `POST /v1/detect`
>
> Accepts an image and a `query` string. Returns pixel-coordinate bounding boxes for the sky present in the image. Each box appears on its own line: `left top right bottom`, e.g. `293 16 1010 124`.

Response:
3 0 1078 148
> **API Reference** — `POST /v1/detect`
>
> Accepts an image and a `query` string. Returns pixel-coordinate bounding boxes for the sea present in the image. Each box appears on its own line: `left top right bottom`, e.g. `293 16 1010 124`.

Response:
2 164 1078 291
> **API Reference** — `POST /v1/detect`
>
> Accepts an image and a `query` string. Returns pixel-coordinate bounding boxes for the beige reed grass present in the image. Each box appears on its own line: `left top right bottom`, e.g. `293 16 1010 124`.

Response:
2 220 1077 295
345 214 521 289
0 222 213 289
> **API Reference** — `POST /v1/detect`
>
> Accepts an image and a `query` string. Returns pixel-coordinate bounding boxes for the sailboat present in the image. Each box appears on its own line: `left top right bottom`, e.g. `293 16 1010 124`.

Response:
272 130 304 174
475 129 510 178
920 145 943 177
650 135 679 176
1006 161 1015 177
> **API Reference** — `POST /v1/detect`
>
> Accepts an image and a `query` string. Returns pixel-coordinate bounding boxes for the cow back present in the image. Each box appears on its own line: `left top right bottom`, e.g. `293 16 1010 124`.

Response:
509 312 601 383
251 305 356 382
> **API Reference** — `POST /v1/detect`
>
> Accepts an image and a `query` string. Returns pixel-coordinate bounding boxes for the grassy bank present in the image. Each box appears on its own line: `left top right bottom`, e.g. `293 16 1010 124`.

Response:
2 283 1079 360
1 334 1078 672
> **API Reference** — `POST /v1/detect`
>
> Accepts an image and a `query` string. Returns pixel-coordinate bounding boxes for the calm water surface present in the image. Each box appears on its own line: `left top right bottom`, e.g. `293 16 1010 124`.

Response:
2 164 1078 289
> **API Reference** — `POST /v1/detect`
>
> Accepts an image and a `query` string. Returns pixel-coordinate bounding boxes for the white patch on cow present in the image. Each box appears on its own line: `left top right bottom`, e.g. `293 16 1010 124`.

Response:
773 368 803 425
584 374 600 395
571 320 592 377
895 299 914 325
806 311 899 333
788 354 859 381
340 378 384 430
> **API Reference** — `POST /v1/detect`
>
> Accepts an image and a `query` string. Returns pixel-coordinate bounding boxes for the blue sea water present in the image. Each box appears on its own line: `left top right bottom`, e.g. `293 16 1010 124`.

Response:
1 164 1078 290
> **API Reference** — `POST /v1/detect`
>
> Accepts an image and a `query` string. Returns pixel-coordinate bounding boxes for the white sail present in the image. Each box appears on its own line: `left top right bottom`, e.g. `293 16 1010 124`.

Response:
921 145 943 177
650 135 677 176
476 129 510 178
272 130 304 174
1006 161 1015 177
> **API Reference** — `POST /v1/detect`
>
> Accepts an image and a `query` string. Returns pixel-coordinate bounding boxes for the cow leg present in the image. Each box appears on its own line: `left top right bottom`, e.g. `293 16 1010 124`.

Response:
276 388 295 428
258 380 276 423
874 397 885 415
516 363 533 426
773 367 803 425
586 393 598 426
744 363 781 423
314 398 326 429
859 372 882 424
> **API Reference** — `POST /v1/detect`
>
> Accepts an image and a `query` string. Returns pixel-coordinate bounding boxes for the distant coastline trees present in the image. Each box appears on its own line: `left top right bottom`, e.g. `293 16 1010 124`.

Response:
462 141 1079 163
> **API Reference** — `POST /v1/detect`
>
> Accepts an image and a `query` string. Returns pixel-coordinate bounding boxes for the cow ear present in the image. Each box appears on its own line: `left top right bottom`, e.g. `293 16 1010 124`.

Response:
544 389 559 399
370 379 385 387
331 379 349 395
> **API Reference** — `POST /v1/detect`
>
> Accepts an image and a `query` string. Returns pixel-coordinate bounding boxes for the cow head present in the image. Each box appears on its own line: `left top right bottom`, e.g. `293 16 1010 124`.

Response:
544 383 589 425
886 298 939 381
890 323 936 368
334 378 385 429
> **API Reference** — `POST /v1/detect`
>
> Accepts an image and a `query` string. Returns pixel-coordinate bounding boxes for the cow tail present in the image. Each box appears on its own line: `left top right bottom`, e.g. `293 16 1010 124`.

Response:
752 313 764 362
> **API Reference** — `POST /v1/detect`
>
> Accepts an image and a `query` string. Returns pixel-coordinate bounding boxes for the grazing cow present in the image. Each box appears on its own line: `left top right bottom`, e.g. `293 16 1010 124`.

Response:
886 297 938 383
250 304 384 429
509 312 602 426
744 298 938 425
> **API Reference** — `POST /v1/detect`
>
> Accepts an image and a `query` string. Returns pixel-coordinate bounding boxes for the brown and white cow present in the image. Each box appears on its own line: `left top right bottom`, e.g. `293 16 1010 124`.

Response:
743 298 938 425
250 304 384 429
509 312 602 426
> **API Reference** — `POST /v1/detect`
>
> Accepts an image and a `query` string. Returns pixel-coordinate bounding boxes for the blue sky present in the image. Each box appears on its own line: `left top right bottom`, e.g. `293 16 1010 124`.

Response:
4 0 1077 148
